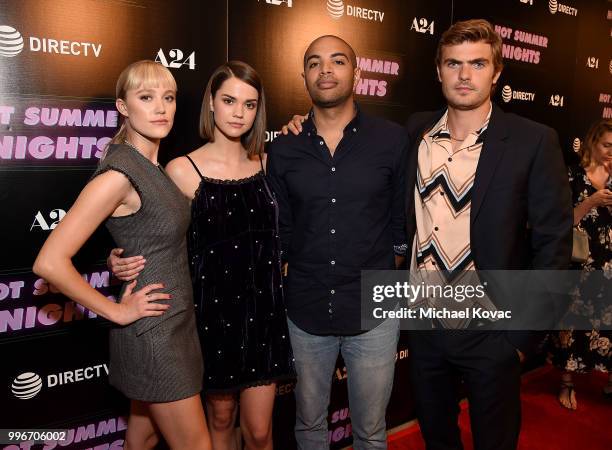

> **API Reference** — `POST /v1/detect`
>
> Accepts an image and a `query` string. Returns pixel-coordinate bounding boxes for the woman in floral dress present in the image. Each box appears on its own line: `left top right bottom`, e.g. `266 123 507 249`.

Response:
550 119 612 409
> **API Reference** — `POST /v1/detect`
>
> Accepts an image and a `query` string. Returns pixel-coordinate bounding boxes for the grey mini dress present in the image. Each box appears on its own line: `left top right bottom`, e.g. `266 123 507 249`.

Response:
93 144 203 402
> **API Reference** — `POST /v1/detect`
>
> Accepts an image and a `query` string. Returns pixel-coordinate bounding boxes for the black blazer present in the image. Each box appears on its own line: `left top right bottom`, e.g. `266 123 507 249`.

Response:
404 103 573 352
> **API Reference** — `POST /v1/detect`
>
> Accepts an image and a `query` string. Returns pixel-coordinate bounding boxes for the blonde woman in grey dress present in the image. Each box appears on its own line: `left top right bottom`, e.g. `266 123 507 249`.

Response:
33 60 211 450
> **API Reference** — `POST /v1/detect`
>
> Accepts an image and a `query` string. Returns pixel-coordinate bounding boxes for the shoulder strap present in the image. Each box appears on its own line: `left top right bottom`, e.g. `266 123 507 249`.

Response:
184 154 204 179
258 153 265 174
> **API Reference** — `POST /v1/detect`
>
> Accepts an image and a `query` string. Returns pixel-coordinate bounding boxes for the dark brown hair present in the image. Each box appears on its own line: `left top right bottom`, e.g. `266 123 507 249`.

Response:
436 19 504 73
199 61 266 156
579 119 612 168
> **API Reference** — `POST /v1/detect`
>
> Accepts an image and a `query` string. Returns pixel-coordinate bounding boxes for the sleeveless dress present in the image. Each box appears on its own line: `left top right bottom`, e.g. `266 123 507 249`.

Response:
94 144 203 402
185 155 296 393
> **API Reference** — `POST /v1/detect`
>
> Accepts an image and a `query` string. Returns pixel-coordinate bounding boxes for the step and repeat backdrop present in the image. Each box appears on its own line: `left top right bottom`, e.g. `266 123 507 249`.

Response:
1 0 609 449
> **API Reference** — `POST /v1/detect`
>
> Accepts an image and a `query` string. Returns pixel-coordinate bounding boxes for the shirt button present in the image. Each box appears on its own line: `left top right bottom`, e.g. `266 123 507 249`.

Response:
331 229 336 234
319 141 324 146
434 226 439 231
440 191 445 196
448 157 453 162
331 260 336 265
331 167 336 172
331 198 336 203
331 289 335 294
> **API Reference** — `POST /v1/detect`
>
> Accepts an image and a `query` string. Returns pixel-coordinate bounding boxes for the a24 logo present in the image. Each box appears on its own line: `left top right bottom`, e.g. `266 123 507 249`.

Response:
155 49 196 70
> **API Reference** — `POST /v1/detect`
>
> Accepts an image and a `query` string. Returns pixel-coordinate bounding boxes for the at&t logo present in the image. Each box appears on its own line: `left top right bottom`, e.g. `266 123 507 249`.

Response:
155 49 196 70
502 85 513 103
572 138 581 152
549 0 578 16
0 25 24 57
12 372 43 399
411 18 434 35
549 94 564 107
327 0 344 19
30 209 66 231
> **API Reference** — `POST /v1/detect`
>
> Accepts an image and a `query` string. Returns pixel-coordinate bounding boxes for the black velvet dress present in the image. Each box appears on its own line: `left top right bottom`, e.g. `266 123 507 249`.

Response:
185 155 296 393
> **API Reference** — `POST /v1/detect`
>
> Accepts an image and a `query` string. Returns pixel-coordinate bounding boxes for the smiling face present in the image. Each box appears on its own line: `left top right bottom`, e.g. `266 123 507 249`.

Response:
437 40 501 111
210 76 259 140
117 84 176 140
303 36 359 108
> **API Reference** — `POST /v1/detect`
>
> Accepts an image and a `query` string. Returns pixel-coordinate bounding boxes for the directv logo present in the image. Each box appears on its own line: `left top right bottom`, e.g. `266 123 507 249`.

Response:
549 0 578 16
327 0 344 19
10 364 108 400
501 84 535 103
11 372 43 399
0 25 24 57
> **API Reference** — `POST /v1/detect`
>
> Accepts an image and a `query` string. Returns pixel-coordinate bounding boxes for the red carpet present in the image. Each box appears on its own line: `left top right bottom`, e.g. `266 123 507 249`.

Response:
383 365 612 450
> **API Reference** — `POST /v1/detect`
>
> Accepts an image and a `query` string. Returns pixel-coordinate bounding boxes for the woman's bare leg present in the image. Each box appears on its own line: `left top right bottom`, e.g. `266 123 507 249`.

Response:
124 400 160 450
206 393 239 450
240 384 276 450
147 394 211 450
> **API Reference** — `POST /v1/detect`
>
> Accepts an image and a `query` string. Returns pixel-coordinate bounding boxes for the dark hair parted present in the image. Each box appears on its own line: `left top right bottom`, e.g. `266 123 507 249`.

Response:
436 19 504 73
199 61 266 156
579 119 612 168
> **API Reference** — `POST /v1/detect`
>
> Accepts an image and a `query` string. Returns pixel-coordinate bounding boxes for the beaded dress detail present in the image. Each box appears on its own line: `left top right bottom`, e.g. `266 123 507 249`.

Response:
185 155 295 392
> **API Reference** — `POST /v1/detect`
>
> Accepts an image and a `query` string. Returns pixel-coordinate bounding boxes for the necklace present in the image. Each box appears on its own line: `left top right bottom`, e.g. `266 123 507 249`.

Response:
449 135 467 141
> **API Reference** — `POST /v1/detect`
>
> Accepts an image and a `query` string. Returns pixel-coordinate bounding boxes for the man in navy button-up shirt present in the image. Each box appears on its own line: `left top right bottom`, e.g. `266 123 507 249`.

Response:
267 35 409 450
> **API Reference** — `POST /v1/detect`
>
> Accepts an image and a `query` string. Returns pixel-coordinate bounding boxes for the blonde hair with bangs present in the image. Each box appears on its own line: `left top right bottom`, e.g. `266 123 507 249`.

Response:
106 60 177 151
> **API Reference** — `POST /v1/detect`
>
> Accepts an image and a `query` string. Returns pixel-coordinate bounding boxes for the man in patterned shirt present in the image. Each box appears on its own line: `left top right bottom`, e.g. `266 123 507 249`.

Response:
404 19 572 450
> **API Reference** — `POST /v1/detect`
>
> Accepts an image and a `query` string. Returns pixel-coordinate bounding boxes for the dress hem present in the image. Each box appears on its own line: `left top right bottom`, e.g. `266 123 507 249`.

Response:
203 373 296 395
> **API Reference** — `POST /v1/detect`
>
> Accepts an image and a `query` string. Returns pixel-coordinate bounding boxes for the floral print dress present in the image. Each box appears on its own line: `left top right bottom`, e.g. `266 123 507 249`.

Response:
549 164 612 373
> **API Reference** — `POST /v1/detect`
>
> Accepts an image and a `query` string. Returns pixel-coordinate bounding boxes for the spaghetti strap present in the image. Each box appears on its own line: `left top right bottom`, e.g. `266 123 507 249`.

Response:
184 154 204 179
258 153 265 174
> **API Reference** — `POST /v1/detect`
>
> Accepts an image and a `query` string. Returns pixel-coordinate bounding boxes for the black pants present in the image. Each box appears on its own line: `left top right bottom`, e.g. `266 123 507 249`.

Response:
408 330 522 450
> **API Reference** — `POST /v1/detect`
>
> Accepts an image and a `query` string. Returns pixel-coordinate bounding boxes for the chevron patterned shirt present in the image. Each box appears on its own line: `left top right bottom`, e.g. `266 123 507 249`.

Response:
411 104 491 278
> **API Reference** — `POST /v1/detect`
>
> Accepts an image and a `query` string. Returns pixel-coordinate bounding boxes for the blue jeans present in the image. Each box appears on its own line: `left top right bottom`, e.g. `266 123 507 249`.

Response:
287 317 400 450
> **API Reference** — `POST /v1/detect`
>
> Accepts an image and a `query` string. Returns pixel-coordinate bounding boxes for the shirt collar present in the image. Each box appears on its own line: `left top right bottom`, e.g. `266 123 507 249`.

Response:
304 102 362 137
429 102 492 141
